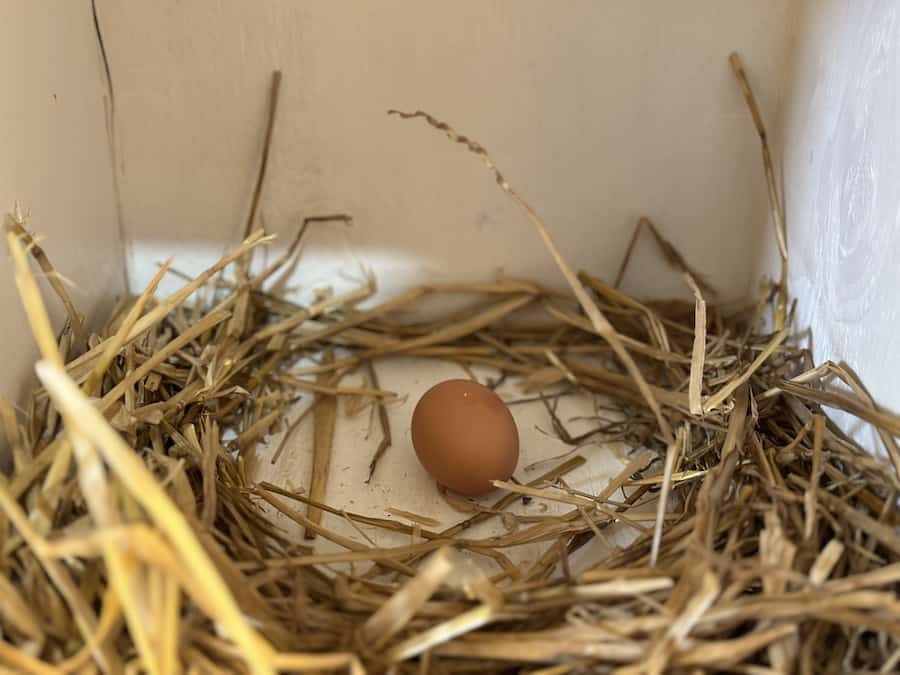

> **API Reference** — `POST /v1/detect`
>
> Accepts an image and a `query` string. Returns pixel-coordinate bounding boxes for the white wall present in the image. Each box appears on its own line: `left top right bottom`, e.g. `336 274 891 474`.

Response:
3 3 897 458
96 1 796 304
774 0 900 450
0 2 125 402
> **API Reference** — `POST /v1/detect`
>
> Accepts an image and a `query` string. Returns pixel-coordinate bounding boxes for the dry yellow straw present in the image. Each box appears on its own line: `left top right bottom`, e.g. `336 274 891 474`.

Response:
36 360 277 675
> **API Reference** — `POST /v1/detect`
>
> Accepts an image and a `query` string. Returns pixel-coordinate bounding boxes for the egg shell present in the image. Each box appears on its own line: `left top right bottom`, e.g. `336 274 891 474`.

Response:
410 379 519 496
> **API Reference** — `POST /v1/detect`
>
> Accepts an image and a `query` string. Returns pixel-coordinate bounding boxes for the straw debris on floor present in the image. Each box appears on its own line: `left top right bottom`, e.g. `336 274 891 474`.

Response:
1 53 899 674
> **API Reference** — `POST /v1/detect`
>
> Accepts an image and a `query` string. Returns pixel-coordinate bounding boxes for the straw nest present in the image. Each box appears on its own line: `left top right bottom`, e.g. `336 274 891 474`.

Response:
1 53 899 675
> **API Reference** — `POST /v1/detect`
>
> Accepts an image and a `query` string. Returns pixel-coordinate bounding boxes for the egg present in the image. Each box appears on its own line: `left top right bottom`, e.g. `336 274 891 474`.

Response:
410 379 519 496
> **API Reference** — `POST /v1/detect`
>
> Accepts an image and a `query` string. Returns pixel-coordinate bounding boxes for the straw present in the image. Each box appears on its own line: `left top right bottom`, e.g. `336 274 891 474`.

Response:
729 52 788 330
305 350 338 539
0 51 897 673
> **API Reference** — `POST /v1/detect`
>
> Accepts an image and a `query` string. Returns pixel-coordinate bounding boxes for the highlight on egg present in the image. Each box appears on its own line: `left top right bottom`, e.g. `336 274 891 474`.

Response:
410 379 519 496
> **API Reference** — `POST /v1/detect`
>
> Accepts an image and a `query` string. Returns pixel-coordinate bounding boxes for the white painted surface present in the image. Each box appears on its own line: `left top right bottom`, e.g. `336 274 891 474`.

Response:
249 357 639 574
97 0 796 304
3 2 796 566
6 0 899 571
98 0 795 569
774 0 900 452
0 3 124 403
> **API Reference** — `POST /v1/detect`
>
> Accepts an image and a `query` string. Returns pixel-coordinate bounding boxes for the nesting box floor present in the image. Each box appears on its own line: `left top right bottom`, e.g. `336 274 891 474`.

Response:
248 356 643 578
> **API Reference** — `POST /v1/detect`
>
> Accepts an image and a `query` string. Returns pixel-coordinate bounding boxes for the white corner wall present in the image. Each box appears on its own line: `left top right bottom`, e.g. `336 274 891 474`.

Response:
775 0 900 449
96 1 796 304
4 2 897 451
0 3 125 402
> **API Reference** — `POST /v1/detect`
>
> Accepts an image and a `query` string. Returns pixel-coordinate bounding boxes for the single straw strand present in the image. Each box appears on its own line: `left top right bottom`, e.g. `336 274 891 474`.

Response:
390 109 673 444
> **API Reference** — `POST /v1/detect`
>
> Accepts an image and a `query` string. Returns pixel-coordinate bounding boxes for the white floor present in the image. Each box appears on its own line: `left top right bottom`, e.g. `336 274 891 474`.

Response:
248 356 641 579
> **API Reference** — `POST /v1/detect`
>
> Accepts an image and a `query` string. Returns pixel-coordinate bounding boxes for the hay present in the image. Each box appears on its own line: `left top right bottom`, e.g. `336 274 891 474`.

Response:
0 52 899 674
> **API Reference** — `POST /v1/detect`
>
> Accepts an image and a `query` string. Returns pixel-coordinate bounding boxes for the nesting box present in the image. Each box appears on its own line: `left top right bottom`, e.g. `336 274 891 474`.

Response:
1 3 899 673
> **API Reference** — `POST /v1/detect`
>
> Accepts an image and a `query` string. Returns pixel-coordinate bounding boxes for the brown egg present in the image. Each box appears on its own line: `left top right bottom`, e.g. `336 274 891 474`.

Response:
410 379 519 496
